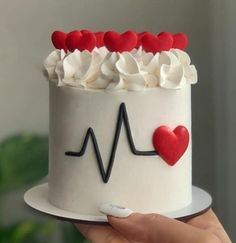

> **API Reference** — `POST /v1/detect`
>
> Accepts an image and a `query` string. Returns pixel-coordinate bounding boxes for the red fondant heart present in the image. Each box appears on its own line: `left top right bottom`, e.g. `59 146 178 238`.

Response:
66 31 96 52
152 125 189 166
136 31 149 48
172 33 188 50
157 32 174 50
94 31 104 47
65 30 82 52
141 32 173 54
81 29 92 34
51 31 68 51
104 31 138 52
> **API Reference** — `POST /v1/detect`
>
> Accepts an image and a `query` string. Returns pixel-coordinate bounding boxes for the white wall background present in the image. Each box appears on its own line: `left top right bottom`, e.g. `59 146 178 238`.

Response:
0 0 235 241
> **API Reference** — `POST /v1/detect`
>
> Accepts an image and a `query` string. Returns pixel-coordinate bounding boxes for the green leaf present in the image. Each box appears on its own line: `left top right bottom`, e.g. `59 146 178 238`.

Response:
11 221 36 243
0 220 57 243
0 221 89 243
0 135 48 192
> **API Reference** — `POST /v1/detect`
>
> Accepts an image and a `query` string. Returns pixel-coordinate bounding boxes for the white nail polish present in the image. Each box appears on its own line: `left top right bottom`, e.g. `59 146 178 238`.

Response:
99 203 133 218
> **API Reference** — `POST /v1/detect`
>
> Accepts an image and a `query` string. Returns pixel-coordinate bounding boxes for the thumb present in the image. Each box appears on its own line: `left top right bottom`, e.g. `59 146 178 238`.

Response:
101 204 218 243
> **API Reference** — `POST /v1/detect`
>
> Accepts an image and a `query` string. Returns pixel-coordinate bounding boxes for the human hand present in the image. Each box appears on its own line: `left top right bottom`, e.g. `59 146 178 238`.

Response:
76 206 231 243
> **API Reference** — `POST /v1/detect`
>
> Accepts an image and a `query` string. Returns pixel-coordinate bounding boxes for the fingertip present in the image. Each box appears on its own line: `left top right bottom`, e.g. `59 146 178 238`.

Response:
107 212 140 222
107 213 142 230
99 203 133 218
107 214 131 224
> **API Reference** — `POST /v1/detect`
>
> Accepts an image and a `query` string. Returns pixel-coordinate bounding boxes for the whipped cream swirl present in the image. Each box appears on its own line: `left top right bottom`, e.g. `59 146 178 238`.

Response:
44 47 197 91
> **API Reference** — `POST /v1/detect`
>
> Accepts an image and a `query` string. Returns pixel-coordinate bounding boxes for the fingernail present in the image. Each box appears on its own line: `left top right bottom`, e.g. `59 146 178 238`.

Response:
99 203 133 218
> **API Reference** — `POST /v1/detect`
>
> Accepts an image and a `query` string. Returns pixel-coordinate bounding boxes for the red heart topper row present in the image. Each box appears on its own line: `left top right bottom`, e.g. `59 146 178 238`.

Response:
152 125 189 166
51 30 188 54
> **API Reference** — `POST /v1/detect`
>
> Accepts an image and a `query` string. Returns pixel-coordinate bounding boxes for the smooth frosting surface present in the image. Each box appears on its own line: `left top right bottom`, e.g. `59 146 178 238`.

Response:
48 83 192 215
44 47 197 91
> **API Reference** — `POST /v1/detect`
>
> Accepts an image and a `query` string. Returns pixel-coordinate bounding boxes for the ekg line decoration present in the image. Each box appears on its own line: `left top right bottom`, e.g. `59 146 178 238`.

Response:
65 103 157 183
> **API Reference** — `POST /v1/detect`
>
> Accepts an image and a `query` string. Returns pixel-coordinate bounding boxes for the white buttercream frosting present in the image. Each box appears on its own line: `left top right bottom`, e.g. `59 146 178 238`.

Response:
44 47 197 90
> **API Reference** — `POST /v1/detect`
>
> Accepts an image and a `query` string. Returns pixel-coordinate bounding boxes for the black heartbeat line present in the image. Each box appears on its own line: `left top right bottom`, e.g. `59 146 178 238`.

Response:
65 103 158 183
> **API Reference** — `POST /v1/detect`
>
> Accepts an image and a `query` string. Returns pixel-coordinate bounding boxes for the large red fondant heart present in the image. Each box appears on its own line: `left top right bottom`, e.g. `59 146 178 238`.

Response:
51 31 68 51
172 33 189 50
152 125 189 166
94 31 104 47
141 32 173 54
104 31 138 52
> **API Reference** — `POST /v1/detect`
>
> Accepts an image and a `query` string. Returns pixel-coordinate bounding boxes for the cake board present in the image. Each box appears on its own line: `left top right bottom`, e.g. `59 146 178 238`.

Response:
24 183 212 224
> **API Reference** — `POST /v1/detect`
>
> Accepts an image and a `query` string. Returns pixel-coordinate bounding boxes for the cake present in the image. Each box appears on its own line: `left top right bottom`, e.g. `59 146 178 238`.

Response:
44 30 197 216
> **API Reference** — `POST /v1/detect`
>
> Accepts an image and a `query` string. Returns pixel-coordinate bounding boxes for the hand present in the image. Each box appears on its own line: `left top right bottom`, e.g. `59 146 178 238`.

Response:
76 208 231 243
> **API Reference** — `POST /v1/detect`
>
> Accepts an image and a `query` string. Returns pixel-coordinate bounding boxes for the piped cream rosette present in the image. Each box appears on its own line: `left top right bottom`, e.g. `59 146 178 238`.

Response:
44 47 197 91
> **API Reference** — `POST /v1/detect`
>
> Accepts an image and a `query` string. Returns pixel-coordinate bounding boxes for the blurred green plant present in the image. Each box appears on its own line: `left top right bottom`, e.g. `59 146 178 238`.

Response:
0 221 56 243
0 135 88 243
0 135 48 192
0 221 89 243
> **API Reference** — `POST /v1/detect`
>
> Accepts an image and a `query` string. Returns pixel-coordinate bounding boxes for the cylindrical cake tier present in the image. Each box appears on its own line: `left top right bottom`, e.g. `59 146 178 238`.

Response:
48 82 192 215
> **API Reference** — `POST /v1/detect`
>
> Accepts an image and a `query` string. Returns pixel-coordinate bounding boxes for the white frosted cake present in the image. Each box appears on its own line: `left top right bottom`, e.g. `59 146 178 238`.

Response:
44 30 197 215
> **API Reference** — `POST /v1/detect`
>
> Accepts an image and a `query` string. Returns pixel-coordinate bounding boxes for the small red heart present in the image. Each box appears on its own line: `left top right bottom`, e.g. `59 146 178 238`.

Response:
157 32 174 50
141 32 173 54
66 31 96 52
172 33 188 50
65 31 82 52
94 31 104 48
51 31 68 51
152 125 189 166
104 31 138 52
81 29 92 34
136 32 149 48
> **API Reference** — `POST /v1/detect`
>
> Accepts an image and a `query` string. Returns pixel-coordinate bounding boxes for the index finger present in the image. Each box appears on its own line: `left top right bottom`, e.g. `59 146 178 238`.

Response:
75 223 130 243
108 213 220 243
